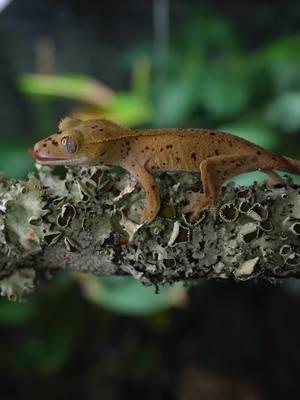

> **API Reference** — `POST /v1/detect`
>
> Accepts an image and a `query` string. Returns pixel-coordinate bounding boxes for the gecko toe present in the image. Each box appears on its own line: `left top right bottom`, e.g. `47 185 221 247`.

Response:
182 192 216 222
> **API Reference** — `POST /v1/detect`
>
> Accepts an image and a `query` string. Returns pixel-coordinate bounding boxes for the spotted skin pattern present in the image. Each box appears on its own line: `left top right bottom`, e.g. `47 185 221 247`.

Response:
31 117 300 223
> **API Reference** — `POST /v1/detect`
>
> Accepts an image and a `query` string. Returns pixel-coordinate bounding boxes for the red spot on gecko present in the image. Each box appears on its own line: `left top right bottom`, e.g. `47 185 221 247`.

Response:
191 152 196 161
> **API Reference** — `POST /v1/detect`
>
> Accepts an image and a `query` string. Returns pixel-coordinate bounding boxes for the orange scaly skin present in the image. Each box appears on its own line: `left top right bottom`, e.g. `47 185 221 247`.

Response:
31 117 300 223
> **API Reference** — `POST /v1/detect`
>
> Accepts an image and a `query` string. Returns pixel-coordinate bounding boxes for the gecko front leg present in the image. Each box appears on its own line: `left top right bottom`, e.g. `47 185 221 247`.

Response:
182 153 260 222
122 162 161 224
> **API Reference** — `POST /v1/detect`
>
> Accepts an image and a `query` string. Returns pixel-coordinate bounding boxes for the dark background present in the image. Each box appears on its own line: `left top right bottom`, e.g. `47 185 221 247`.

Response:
0 1 300 399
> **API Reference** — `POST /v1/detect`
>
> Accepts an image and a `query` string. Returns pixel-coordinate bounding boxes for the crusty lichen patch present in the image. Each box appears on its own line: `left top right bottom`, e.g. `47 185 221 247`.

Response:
2 175 50 252
0 268 35 301
0 165 300 299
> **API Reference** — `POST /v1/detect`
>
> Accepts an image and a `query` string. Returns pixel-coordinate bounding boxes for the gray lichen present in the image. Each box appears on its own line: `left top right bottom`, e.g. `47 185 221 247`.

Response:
0 165 300 299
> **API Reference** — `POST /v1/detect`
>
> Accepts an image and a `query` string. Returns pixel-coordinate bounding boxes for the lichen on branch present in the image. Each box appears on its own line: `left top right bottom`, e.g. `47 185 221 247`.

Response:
0 165 300 300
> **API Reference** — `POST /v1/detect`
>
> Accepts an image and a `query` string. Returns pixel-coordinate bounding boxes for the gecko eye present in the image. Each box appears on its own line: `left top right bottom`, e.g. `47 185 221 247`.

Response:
61 136 78 153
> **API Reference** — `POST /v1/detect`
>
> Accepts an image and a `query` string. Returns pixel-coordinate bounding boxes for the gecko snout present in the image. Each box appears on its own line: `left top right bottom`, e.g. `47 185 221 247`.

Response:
29 137 67 164
33 139 48 158
29 140 47 162
33 141 41 154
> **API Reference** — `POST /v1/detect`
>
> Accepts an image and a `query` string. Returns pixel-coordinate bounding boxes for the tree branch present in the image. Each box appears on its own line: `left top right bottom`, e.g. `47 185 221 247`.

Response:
0 165 300 299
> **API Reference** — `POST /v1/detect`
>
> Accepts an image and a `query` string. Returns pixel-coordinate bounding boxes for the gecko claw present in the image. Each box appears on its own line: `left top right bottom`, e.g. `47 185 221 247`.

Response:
182 192 217 222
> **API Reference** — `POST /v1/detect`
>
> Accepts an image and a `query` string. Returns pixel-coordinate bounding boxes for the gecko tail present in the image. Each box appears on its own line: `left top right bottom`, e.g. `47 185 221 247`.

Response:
279 156 300 175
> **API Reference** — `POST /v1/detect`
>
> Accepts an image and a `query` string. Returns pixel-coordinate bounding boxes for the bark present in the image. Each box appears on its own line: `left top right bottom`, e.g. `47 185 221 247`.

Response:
0 165 300 299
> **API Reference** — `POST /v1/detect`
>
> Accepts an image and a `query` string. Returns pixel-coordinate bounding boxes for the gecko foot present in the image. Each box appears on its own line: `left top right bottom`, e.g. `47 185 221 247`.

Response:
182 192 217 223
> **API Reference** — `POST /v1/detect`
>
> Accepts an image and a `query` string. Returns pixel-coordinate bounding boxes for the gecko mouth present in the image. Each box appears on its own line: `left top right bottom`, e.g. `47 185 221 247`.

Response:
29 148 88 166
29 148 68 163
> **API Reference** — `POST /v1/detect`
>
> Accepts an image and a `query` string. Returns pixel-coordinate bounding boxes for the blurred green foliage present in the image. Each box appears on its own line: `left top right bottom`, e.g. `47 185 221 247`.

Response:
5 14 300 178
76 275 186 316
1 11 300 383
18 73 153 127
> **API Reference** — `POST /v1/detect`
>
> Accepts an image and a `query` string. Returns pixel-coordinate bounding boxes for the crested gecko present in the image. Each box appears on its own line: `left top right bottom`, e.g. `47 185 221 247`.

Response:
30 117 300 223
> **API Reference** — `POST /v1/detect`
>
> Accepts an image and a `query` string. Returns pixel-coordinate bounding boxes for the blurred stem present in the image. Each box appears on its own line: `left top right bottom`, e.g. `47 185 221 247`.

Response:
35 36 56 75
153 0 170 126
131 57 151 101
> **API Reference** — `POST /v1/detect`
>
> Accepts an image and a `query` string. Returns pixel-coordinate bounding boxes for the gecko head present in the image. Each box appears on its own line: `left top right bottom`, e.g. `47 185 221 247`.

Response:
30 117 112 166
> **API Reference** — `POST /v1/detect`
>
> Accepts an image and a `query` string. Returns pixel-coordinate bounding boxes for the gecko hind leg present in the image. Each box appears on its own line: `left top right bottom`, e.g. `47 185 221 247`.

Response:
182 153 260 223
122 162 161 224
